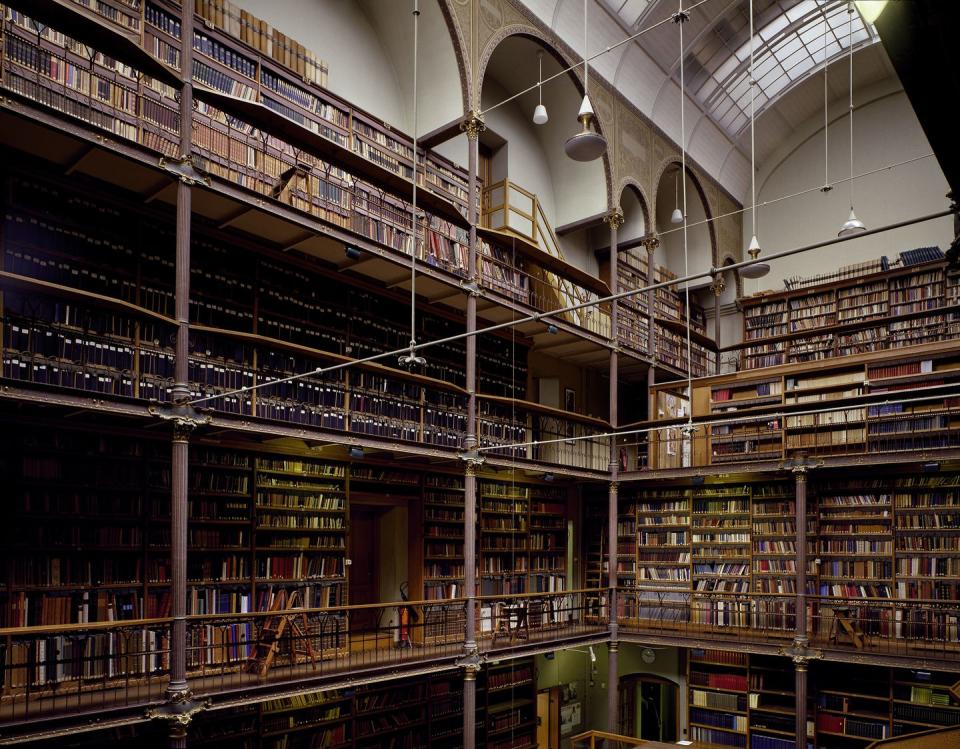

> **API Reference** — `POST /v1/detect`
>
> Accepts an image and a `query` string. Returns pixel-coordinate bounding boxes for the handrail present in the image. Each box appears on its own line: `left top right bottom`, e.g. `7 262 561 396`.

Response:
478 588 603 602
865 725 960 748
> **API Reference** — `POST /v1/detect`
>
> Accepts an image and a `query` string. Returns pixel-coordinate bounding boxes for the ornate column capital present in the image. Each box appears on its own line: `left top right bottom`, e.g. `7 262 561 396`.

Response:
604 211 625 230
460 451 485 472
642 234 660 255
460 111 486 140
781 454 821 479
710 273 726 296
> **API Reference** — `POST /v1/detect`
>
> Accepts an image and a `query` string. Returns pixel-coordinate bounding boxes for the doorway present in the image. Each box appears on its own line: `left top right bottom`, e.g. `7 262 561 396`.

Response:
349 505 381 633
536 686 560 748
619 675 679 742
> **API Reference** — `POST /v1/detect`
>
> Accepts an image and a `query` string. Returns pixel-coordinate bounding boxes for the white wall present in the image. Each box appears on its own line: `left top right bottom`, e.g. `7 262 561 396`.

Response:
482 79 559 228
748 90 952 292
232 0 463 135
656 170 712 282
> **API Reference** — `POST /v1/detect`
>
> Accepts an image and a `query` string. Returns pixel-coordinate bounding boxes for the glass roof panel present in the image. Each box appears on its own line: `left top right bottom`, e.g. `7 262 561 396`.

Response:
672 0 878 139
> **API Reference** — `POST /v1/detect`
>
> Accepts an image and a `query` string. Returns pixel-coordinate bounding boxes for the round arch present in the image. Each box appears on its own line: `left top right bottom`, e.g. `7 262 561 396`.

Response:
476 29 613 212
616 180 652 237
651 158 718 281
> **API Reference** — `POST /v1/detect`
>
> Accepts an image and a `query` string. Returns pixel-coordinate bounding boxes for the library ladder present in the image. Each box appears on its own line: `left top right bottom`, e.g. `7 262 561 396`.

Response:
245 590 318 676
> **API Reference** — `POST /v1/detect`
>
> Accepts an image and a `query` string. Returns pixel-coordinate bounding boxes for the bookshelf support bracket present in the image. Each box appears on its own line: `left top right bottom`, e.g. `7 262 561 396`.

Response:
145 696 211 731
460 278 483 296
456 651 484 671
148 403 213 431
458 450 486 467
158 155 211 187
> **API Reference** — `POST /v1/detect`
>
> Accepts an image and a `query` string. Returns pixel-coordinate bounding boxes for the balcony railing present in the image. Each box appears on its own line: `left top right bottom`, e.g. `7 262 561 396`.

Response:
617 587 960 661
0 590 603 727
481 179 611 339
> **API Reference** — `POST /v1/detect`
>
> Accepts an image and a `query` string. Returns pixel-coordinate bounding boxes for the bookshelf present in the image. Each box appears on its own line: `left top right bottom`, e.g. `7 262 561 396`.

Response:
651 341 960 469
0 167 541 456
737 254 953 371
688 648 750 748
616 248 650 357
484 658 536 749
687 652 960 749
612 474 960 638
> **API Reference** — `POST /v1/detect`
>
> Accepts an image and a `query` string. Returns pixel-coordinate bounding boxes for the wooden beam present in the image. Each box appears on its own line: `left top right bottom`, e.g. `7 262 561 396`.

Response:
419 118 464 150
555 210 608 236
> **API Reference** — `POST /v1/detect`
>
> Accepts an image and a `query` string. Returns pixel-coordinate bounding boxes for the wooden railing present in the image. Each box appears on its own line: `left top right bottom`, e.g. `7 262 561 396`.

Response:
866 725 960 748
481 179 611 338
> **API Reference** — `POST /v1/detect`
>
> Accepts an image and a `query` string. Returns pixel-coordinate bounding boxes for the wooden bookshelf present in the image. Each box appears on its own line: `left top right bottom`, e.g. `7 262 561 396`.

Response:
611 474 960 631
484 658 536 749
0 167 539 455
737 255 954 371
686 652 960 749
650 341 960 469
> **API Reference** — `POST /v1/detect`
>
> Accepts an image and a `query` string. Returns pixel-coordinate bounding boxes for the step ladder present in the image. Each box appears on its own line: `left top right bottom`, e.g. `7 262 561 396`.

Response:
245 590 318 676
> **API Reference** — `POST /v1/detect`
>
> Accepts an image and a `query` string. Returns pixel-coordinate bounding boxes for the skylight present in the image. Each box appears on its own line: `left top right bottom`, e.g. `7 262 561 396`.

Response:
685 0 878 137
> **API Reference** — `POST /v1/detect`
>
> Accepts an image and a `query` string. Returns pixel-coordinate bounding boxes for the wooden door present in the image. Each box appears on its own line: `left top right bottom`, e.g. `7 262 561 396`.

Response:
349 506 380 631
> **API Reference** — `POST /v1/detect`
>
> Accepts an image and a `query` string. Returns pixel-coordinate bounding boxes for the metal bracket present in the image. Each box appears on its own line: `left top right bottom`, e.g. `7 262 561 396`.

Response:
458 449 486 467
778 641 823 667
148 402 213 435
779 455 823 473
679 422 699 437
158 154 212 186
672 10 690 24
145 697 211 727
460 278 483 296
456 650 485 672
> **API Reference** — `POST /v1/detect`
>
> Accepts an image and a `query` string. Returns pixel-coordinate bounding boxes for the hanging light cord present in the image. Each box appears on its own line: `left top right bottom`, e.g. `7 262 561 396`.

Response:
677 0 693 426
583 0 589 97
847 0 855 211
405 0 422 366
749 0 758 247
822 3 830 190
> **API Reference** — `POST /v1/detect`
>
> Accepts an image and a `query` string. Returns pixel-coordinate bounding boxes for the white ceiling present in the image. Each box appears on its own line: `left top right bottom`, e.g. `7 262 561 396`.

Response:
521 0 899 200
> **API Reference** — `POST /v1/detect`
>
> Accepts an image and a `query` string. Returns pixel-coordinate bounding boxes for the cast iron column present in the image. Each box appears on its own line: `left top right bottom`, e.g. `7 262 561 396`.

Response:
166 0 195 713
460 111 485 749
711 273 724 374
605 210 624 733
794 462 810 748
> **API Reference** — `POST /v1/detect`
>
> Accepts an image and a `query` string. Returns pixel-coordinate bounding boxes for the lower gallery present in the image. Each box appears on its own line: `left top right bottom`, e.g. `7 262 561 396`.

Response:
1 0 958 747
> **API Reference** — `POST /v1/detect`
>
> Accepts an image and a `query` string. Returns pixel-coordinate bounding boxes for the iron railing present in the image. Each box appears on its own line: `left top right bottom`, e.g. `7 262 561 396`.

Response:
0 590 603 726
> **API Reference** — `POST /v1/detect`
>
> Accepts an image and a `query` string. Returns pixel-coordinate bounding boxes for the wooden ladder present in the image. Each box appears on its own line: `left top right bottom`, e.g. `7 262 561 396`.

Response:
245 590 318 676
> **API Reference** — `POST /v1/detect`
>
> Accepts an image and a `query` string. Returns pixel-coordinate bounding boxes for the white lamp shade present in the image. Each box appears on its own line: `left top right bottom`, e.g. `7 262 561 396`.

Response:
838 208 867 236
740 235 770 279
532 103 549 125
577 95 594 118
670 208 684 224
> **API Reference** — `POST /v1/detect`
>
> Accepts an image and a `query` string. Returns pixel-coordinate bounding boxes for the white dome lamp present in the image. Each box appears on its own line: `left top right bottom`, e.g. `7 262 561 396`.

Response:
670 170 684 224
740 0 770 281
839 2 867 237
532 50 549 125
565 0 607 162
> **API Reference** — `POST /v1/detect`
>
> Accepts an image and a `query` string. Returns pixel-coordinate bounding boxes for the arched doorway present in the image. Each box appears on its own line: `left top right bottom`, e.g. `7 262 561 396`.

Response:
619 673 680 742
